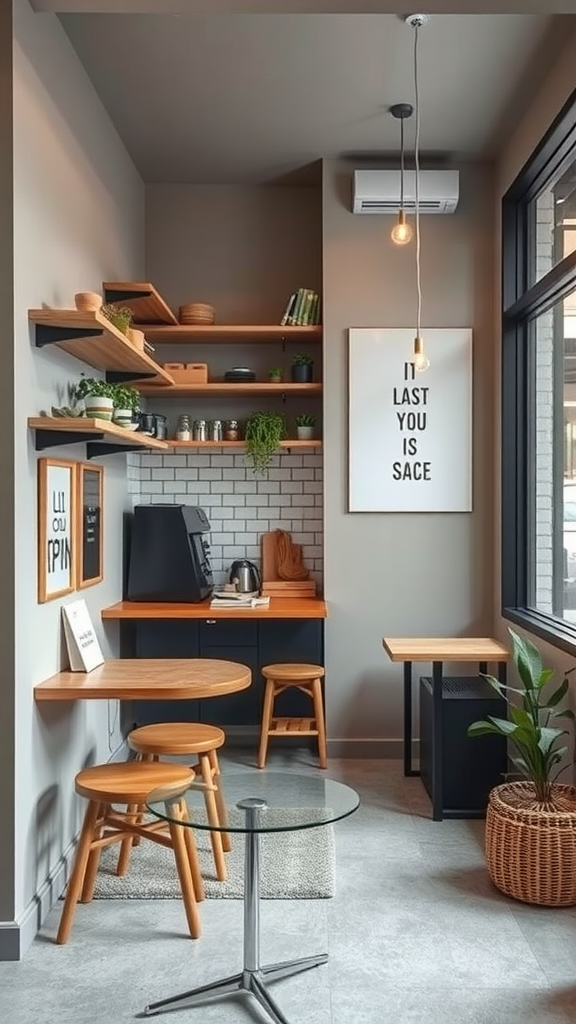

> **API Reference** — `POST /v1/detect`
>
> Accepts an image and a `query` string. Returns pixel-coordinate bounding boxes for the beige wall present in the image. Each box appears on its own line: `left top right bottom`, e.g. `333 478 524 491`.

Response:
146 184 322 324
494 26 576 683
4 0 145 958
322 158 496 754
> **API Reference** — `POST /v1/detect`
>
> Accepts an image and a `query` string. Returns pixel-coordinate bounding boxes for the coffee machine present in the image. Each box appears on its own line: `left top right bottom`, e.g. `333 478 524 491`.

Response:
127 504 214 602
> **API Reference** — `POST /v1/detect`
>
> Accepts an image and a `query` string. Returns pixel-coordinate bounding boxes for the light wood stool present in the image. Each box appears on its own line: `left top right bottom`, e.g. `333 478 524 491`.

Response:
128 723 230 882
57 761 203 945
258 663 327 769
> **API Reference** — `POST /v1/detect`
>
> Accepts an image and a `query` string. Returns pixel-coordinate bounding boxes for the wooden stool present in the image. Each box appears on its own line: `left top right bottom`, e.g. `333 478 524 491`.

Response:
57 761 203 945
258 663 327 769
128 723 230 882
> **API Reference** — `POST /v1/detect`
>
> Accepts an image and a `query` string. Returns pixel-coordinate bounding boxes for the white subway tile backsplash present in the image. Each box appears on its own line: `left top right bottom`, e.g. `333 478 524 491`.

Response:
133 449 324 586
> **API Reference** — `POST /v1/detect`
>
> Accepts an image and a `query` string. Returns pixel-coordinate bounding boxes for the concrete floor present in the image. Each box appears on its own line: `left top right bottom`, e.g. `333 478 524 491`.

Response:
1 751 576 1024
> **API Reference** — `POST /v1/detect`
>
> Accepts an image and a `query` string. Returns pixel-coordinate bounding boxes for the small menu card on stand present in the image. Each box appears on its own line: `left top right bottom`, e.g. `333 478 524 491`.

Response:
62 599 105 672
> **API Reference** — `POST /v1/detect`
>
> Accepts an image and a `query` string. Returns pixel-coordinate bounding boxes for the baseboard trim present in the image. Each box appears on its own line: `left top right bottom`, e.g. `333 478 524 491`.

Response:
1 738 131 961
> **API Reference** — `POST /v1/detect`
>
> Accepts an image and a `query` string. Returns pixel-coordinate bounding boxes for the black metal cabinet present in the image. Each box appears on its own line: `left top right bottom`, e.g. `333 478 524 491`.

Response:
131 616 324 728
257 620 324 718
135 620 200 724
199 618 259 726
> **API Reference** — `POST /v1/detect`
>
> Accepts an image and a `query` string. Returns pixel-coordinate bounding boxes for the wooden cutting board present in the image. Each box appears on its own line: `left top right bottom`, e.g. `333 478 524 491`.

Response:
261 531 279 581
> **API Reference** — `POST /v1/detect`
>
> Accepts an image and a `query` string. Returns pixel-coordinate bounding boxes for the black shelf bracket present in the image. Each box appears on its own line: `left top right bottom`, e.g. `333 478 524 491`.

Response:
34 430 104 451
103 288 152 304
86 442 143 460
35 325 103 348
105 370 157 384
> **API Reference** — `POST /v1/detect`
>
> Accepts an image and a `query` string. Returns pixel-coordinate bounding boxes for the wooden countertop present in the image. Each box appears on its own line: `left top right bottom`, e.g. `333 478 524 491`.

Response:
382 637 510 662
34 658 252 702
101 597 328 620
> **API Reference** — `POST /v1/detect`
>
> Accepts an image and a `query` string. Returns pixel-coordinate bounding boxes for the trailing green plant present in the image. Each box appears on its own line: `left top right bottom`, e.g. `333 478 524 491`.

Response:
244 411 285 474
101 303 133 335
295 413 316 427
291 353 314 367
112 384 141 410
74 376 116 401
468 627 575 805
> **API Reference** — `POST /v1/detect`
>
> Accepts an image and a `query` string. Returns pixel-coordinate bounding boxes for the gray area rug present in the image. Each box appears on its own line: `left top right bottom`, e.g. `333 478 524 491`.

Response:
91 808 335 900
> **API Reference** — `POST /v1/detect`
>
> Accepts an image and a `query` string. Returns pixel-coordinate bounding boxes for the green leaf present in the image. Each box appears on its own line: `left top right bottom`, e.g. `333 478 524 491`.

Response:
545 677 569 708
554 708 576 723
510 628 543 691
509 705 536 731
537 727 565 754
467 721 500 737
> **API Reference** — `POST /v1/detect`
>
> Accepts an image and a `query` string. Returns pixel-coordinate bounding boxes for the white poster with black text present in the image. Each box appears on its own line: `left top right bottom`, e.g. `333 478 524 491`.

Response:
62 599 105 672
348 328 472 512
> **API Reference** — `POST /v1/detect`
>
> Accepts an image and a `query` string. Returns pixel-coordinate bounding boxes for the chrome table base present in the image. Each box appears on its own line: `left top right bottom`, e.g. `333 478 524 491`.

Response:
144 797 328 1023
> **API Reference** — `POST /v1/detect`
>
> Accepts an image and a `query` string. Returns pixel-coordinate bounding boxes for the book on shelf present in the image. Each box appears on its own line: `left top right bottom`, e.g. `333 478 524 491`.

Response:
280 288 321 326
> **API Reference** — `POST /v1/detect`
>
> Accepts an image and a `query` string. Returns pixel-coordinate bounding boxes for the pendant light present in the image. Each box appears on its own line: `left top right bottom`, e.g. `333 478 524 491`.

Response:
390 103 414 246
406 13 430 372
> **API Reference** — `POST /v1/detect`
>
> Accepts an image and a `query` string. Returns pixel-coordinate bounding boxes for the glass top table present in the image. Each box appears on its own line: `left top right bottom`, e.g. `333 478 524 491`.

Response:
145 770 360 1024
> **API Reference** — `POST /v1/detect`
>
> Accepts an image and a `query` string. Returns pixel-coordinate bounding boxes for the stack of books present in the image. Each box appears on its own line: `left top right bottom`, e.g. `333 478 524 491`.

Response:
280 289 321 326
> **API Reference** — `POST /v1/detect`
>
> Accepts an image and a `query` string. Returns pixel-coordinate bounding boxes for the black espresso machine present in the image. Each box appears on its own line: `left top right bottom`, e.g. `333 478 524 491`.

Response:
127 504 214 602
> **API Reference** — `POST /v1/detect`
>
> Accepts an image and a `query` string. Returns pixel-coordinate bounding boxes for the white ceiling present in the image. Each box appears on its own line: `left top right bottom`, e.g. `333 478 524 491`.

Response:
54 12 573 184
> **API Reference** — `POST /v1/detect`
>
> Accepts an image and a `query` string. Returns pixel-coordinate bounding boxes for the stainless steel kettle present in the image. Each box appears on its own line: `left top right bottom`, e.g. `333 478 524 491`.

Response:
229 559 261 594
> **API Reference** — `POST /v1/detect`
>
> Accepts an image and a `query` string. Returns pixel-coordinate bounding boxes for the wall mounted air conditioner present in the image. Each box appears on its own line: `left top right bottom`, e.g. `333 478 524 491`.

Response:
352 169 459 214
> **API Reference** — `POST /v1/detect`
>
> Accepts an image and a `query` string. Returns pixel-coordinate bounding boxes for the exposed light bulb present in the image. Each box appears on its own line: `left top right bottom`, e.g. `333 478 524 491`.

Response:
412 336 430 372
391 210 413 246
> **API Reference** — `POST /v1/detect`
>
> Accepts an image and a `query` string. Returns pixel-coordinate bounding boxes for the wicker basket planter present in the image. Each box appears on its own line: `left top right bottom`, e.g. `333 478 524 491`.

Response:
486 781 576 906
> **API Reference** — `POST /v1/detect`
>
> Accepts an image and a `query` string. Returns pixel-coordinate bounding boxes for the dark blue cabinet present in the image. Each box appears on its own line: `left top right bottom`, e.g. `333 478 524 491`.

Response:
132 616 324 728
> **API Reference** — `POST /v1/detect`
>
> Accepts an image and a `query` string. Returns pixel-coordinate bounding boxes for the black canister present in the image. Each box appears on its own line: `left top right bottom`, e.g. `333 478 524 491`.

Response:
154 414 168 440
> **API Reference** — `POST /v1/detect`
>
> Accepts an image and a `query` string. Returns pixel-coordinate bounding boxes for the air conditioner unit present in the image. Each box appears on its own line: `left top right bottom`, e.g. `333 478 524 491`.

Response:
352 169 459 214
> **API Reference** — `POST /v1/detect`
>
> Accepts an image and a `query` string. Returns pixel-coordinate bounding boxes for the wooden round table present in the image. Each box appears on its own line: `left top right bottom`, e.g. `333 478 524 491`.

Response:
34 659 252 701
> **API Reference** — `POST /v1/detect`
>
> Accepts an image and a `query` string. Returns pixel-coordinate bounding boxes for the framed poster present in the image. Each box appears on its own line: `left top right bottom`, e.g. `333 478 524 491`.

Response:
348 328 473 512
76 462 103 588
37 457 76 603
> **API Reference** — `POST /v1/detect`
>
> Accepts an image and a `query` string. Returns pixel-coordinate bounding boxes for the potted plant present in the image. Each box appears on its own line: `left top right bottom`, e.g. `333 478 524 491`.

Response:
244 411 285 474
111 384 141 428
468 627 576 906
101 303 133 336
290 353 314 383
268 367 283 384
74 377 115 420
295 413 316 441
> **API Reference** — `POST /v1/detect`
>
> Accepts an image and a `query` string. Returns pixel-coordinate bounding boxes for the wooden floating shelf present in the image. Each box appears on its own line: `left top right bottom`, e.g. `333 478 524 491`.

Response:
140 382 322 397
102 281 178 325
28 417 169 456
168 440 322 449
28 308 174 385
140 324 322 344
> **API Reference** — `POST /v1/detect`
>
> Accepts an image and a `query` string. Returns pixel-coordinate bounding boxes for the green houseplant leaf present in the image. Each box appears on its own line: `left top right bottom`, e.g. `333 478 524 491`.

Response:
244 411 285 474
467 627 574 805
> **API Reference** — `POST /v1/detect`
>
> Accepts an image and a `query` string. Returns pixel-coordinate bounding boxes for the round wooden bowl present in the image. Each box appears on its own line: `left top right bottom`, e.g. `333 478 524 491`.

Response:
75 291 102 312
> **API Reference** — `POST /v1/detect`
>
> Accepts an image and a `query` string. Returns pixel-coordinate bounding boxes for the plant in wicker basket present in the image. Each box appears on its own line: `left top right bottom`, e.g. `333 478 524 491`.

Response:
468 628 576 906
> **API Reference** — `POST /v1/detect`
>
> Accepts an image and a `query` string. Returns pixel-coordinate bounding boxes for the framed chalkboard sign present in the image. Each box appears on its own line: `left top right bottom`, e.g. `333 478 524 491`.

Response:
37 457 77 603
76 463 103 588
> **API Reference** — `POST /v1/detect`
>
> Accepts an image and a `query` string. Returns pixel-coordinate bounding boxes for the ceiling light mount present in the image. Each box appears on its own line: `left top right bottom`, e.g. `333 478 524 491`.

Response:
405 13 430 29
390 103 414 246
390 102 414 121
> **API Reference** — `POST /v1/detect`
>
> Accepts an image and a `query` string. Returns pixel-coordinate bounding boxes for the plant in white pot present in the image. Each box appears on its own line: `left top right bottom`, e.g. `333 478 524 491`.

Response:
111 384 141 428
74 377 115 421
295 413 316 441
468 627 576 905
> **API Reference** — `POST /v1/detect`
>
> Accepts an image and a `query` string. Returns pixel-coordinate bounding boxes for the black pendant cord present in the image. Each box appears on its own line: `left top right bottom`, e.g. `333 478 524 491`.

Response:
400 116 405 212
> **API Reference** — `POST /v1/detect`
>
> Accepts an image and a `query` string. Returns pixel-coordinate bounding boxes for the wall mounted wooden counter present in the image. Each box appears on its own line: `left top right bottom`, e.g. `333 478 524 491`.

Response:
101 598 328 620
34 658 252 702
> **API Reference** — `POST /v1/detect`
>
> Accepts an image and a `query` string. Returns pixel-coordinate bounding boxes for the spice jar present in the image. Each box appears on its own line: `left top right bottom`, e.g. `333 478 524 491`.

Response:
193 419 207 442
224 419 239 441
176 414 191 441
210 419 223 441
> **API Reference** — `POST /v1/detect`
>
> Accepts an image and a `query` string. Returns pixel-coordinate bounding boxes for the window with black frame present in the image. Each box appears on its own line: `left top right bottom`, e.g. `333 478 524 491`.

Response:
502 87 576 653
